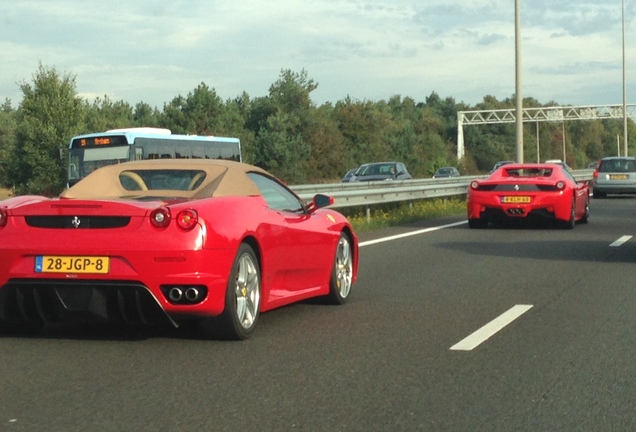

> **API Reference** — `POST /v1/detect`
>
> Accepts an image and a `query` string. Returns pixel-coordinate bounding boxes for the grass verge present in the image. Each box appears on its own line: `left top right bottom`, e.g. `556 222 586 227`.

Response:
341 197 466 233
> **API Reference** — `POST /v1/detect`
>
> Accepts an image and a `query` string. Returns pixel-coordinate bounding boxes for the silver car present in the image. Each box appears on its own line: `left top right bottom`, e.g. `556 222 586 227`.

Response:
592 156 636 198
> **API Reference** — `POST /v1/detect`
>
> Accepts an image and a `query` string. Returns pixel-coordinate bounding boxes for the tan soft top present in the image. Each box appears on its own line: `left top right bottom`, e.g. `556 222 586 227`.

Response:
61 159 269 200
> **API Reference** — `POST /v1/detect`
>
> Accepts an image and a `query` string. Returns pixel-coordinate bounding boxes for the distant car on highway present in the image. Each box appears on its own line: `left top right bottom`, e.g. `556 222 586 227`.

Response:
432 167 460 178
340 168 357 183
545 159 572 171
489 160 515 173
592 156 636 198
467 163 589 229
350 162 412 182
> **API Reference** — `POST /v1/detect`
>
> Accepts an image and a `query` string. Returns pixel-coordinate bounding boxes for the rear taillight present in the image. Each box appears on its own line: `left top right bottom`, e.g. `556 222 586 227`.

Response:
149 208 198 230
176 209 198 230
556 181 565 190
0 208 6 227
470 181 480 190
150 208 171 228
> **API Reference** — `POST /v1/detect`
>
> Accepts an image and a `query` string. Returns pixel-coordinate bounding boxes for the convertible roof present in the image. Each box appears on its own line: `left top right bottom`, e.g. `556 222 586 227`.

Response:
61 159 269 200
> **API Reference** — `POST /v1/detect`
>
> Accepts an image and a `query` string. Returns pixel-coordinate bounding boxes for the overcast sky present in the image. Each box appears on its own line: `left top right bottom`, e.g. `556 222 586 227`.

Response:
2 0 635 109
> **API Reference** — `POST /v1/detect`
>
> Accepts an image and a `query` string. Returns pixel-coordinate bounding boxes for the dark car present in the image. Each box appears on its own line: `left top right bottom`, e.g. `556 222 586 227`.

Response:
350 162 412 182
340 168 357 183
490 160 515 174
592 156 636 198
433 167 460 178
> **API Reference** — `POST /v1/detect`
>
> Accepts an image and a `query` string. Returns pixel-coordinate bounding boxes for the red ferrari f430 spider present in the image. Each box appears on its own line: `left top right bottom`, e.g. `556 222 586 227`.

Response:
0 159 358 339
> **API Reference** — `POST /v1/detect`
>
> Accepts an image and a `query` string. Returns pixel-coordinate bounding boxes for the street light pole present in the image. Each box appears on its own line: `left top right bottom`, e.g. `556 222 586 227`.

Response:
515 0 524 163
623 0 629 155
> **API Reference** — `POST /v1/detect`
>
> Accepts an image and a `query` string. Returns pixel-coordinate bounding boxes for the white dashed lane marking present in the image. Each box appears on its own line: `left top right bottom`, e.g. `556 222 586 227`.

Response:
450 305 534 351
358 221 466 247
610 235 633 247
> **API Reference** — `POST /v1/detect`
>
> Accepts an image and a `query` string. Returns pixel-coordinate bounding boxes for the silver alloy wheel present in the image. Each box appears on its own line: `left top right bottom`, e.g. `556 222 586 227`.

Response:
335 236 353 298
234 253 260 330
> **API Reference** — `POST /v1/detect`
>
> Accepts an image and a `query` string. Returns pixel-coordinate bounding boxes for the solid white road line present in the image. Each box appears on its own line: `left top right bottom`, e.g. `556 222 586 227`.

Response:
450 304 534 351
610 235 632 247
358 221 467 247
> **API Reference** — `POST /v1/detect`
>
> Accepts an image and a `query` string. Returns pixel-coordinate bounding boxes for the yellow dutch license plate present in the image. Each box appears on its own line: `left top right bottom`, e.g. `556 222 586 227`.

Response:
610 174 628 180
35 256 110 274
501 196 531 204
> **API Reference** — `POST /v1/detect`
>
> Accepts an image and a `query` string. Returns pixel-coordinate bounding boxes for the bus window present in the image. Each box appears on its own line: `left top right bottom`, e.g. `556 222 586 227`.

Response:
134 147 143 160
205 146 221 159
220 142 238 161
191 143 206 159
68 145 131 182
83 146 130 162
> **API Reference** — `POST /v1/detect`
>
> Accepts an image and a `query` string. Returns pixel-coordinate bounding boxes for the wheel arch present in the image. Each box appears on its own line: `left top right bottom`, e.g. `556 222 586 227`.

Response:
240 235 261 268
338 226 358 285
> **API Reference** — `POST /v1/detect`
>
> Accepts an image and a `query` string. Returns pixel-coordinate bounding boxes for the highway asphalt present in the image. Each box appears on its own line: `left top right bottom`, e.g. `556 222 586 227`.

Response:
2 197 636 431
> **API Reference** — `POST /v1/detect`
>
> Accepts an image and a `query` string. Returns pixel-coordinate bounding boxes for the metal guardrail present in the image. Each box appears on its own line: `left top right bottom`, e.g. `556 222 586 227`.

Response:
291 170 595 209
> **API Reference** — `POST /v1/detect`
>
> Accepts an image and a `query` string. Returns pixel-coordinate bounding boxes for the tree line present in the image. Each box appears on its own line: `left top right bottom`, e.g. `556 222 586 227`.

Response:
0 63 634 196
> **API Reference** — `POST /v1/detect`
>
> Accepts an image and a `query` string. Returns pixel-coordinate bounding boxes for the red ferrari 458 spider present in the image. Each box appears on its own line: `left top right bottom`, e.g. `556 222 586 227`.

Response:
0 159 358 339
467 163 589 229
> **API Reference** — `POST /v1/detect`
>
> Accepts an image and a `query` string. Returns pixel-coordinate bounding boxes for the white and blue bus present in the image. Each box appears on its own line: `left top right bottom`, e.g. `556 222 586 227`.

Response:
67 127 241 187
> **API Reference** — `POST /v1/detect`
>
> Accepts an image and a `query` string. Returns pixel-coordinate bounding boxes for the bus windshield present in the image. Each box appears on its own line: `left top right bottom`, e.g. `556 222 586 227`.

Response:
68 128 241 187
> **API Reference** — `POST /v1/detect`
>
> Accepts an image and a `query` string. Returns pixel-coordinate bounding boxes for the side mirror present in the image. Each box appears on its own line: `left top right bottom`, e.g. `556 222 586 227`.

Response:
307 194 334 213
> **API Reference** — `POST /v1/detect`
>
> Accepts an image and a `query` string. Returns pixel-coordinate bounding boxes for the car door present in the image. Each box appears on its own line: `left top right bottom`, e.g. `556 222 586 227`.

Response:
247 173 333 297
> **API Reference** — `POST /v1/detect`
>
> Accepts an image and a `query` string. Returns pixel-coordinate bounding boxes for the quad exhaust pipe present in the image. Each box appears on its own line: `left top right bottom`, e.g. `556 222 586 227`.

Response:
168 287 183 302
184 287 200 302
167 286 204 304
506 208 525 215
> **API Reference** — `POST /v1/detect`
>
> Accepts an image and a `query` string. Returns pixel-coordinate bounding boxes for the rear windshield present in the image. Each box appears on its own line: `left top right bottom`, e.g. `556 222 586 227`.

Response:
503 168 553 177
119 169 206 191
599 159 636 173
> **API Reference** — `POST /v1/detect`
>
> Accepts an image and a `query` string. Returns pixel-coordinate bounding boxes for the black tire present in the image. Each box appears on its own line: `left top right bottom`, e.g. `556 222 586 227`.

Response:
325 233 353 305
200 243 261 340
593 189 605 199
562 197 576 229
468 218 485 229
580 197 590 224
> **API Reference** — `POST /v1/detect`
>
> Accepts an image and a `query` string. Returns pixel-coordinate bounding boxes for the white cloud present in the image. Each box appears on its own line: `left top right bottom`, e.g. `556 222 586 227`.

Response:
1 0 635 109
